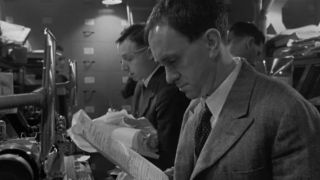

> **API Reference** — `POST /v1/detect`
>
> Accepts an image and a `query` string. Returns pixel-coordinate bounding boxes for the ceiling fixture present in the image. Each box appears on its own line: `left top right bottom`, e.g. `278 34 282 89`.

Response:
102 0 122 5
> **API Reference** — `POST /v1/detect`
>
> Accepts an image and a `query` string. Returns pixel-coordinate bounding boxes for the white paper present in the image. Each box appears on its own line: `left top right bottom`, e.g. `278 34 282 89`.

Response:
111 127 140 148
70 110 168 180
0 20 31 44
69 109 159 160
92 109 134 125
280 24 320 40
68 110 97 152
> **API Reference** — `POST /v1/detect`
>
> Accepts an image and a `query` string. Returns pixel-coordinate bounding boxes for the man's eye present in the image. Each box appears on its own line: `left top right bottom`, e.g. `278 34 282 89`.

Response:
123 57 133 62
167 58 177 65
160 56 178 67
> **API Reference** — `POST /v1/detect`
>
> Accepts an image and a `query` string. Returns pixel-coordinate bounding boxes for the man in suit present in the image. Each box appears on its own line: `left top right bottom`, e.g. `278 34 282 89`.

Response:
227 21 267 73
116 23 190 170
146 0 320 179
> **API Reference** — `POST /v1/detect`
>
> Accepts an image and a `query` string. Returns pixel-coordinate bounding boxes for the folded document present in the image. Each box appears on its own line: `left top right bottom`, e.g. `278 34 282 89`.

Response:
67 110 167 180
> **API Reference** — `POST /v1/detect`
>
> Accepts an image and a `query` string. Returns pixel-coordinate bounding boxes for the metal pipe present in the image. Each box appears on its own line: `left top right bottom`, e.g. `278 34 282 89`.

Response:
0 92 43 109
40 28 56 161
126 4 133 25
68 59 77 107
56 81 70 88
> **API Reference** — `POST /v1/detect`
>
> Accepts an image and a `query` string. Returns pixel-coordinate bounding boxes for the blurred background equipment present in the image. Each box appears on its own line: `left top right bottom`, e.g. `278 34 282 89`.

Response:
264 24 320 111
0 28 87 180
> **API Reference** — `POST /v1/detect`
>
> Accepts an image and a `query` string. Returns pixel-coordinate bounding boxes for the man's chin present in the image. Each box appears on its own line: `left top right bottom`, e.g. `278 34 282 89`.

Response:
184 91 198 100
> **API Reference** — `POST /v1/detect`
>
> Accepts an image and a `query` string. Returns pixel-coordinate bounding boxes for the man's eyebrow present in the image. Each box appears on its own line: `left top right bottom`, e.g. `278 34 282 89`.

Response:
158 54 178 64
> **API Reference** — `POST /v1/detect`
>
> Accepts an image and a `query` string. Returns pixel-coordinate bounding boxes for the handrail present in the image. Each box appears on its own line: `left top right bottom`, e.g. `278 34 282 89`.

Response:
0 92 43 109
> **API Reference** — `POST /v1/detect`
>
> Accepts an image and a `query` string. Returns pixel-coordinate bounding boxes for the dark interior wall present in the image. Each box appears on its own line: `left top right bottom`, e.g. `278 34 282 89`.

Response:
3 0 134 118
228 0 254 26
229 0 320 29
283 0 320 28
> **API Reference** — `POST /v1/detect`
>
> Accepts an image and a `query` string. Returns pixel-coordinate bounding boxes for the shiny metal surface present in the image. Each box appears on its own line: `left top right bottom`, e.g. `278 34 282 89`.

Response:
0 27 57 171
55 59 77 107
40 28 56 161
0 28 77 178
69 59 77 107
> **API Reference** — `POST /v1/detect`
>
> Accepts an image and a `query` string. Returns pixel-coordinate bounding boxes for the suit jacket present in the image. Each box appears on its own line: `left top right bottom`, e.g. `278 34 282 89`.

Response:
174 61 320 180
132 66 190 170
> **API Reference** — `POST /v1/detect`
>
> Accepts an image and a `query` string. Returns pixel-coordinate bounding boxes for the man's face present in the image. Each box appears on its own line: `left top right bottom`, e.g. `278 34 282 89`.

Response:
148 24 217 99
118 39 150 81
227 32 263 66
227 31 247 58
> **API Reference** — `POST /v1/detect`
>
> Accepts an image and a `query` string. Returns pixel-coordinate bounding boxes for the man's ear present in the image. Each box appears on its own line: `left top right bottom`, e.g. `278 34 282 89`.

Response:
146 48 154 60
204 28 221 58
246 37 255 50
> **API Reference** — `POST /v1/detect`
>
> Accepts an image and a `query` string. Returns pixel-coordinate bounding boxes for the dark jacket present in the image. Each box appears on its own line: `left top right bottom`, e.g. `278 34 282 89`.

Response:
132 66 190 170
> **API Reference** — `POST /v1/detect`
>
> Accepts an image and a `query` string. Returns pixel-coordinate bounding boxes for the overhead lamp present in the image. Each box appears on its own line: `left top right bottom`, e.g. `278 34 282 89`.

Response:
102 0 122 5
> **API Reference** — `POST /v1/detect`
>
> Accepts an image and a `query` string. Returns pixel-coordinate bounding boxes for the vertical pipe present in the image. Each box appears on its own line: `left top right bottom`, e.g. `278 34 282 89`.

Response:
126 4 133 25
40 28 56 162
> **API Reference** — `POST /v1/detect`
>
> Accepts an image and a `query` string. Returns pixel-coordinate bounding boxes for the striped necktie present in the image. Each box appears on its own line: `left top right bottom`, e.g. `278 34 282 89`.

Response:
194 104 212 157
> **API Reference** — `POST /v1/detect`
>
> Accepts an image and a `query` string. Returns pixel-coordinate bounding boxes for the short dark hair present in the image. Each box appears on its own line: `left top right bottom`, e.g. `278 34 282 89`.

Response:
116 23 148 48
229 22 265 45
145 0 228 42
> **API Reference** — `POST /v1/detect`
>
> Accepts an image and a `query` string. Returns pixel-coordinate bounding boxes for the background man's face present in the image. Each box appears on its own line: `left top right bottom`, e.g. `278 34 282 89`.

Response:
148 24 216 99
227 32 263 66
118 39 149 81
227 32 247 58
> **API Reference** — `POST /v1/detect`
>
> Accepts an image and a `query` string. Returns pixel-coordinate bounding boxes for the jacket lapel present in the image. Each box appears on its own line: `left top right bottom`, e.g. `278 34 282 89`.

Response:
139 87 155 116
132 82 143 117
174 99 201 180
190 62 257 179
138 67 164 117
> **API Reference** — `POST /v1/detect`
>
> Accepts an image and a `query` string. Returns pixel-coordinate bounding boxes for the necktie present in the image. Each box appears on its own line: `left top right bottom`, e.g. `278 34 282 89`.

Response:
132 82 145 117
194 104 212 157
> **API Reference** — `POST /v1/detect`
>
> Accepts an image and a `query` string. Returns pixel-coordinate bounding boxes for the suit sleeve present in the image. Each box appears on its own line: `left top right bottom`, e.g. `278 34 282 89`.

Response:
272 99 320 179
154 86 190 170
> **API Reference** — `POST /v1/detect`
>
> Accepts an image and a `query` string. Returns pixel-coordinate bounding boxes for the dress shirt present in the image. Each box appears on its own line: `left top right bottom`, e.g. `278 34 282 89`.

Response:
142 65 161 88
201 58 242 128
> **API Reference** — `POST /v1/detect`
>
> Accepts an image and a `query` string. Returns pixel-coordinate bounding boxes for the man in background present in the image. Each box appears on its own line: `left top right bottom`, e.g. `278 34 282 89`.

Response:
146 0 320 179
227 21 266 73
116 23 190 170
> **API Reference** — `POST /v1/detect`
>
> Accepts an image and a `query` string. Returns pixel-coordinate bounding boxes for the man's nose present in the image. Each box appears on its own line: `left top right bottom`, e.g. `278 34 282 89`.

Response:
121 61 129 72
165 67 179 84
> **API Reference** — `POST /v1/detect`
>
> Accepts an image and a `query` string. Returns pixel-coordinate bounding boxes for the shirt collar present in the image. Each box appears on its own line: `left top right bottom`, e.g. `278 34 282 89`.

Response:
203 57 242 119
142 65 161 88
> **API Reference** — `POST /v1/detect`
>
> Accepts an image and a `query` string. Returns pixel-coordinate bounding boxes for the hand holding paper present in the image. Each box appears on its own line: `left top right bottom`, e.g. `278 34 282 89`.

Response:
123 116 159 156
123 117 153 129
68 110 168 180
93 109 134 126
